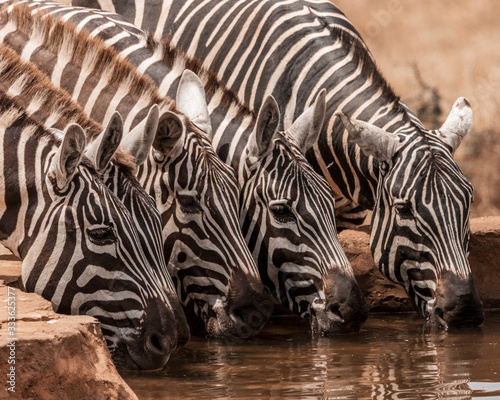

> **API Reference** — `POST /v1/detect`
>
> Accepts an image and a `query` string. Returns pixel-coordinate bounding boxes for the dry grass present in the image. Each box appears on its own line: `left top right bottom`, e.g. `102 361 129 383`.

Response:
335 0 500 217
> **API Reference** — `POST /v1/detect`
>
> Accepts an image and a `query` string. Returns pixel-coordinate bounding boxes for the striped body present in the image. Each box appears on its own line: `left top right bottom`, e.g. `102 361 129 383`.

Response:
0 2 272 338
74 0 484 326
0 87 186 369
0 42 192 363
29 1 371 333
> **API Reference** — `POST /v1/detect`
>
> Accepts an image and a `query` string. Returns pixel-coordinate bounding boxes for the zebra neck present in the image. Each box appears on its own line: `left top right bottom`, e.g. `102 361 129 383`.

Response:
0 4 169 133
0 97 58 259
135 37 262 175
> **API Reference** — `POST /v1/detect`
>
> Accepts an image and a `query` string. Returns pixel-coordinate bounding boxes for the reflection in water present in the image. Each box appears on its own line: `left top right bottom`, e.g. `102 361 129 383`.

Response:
122 312 500 399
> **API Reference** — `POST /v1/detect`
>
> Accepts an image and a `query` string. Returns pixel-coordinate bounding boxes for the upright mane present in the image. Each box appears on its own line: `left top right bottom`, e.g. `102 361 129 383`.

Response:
0 85 59 144
0 42 102 135
144 34 257 123
0 3 175 114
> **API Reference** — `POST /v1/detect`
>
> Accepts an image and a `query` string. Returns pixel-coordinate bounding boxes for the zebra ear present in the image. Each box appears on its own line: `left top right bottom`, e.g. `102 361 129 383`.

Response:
120 104 159 165
176 69 212 138
50 123 86 191
152 111 185 157
85 111 123 172
289 89 326 153
337 112 400 164
248 95 280 162
437 97 472 155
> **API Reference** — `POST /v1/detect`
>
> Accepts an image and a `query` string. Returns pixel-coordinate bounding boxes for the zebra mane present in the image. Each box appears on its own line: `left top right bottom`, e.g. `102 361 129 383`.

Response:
0 42 102 135
319 20 412 123
0 84 61 145
144 34 258 123
1 3 174 115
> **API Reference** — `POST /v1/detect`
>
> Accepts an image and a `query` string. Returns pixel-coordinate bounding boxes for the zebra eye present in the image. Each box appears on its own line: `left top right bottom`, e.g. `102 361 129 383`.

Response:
178 195 202 214
269 202 295 223
87 226 116 246
394 201 414 220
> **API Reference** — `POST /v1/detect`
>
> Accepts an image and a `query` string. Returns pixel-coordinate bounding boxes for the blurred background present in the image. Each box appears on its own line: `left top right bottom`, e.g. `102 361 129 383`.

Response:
335 0 500 217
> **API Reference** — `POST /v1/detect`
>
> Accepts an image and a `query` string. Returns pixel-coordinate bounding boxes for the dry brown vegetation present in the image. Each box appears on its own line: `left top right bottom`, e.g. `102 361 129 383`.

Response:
335 0 500 217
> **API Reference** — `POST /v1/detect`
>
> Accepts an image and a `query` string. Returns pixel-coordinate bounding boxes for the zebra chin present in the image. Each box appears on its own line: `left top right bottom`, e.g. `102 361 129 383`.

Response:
102 298 190 371
200 292 273 340
425 270 484 328
306 270 369 335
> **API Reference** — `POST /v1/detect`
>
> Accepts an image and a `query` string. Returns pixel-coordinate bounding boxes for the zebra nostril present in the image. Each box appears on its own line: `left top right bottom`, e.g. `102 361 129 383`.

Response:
232 308 245 322
146 332 168 356
177 252 187 263
150 334 163 351
328 304 344 321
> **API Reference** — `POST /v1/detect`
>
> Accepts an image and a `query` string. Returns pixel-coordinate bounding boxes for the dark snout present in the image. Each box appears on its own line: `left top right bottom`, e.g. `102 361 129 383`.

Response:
432 270 484 327
123 297 190 370
226 269 273 339
311 269 369 334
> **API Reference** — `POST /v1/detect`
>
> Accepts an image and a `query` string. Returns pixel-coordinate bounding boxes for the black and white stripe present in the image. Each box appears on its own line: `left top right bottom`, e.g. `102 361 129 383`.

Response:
0 85 188 369
74 0 484 327
0 41 192 360
25 0 370 333
0 1 273 338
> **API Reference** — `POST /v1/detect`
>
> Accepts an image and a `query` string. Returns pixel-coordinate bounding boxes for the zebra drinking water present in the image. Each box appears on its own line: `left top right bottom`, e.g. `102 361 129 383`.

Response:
70 0 484 327
0 3 273 338
0 41 192 355
0 88 189 369
24 1 371 333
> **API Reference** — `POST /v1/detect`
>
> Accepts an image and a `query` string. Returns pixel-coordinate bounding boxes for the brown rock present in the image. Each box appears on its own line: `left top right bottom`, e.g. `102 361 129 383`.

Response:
338 228 414 312
0 283 138 400
469 216 500 309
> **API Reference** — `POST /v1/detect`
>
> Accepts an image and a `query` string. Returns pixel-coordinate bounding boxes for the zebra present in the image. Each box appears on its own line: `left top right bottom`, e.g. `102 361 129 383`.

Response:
0 2 273 339
71 0 484 327
0 86 190 369
0 39 193 354
21 1 371 334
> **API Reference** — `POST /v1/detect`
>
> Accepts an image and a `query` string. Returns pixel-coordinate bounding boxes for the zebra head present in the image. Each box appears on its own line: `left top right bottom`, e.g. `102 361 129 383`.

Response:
236 91 368 334
338 97 484 328
1 109 185 370
84 111 190 362
136 77 272 339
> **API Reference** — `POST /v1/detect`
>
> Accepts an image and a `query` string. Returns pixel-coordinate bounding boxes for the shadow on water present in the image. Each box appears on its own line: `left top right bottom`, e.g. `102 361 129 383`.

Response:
121 311 500 399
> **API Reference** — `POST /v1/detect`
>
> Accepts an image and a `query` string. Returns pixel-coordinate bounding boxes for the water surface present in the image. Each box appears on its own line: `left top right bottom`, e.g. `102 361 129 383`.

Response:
122 311 500 399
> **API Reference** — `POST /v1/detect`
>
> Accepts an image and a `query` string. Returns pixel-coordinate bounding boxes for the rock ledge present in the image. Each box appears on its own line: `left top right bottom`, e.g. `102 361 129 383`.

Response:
0 276 137 400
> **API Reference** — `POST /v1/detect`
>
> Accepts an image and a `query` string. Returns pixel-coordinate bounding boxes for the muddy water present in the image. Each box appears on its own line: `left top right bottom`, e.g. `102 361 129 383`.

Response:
122 312 500 399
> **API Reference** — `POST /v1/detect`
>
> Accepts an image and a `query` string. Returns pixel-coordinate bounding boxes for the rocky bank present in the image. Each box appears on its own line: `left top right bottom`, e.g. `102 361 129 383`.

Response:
0 251 137 400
